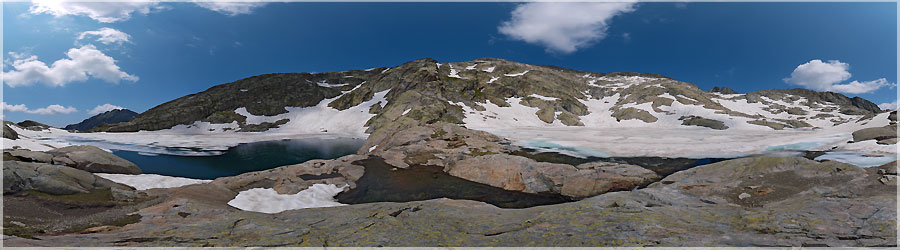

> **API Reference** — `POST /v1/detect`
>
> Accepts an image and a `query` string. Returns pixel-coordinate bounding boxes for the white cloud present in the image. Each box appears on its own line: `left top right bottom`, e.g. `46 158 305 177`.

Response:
2 45 139 87
28 0 164 23
878 100 898 110
2 102 78 115
89 103 125 114
830 78 894 94
28 1 265 22
77 28 132 45
498 2 637 54
192 1 268 16
2 102 29 113
783 59 895 94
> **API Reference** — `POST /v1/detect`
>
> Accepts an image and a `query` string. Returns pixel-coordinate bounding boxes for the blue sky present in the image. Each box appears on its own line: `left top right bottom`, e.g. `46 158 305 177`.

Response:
2 1 897 127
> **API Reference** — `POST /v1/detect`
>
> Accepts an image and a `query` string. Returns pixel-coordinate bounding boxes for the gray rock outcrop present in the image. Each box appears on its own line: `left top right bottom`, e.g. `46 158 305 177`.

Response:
47 146 142 174
3 122 18 140
679 115 728 130
852 124 897 142
3 161 136 199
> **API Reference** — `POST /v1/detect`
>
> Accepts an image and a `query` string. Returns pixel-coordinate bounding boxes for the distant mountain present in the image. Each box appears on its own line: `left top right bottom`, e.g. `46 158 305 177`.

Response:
100 58 884 133
65 109 138 132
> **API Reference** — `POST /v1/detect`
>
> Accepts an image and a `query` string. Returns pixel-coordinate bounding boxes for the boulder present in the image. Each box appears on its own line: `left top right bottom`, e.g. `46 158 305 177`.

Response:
611 107 658 123
562 161 660 197
47 145 142 174
5 149 53 163
211 154 367 194
679 115 728 130
877 138 897 145
3 161 135 198
3 122 18 139
852 124 897 142
447 154 659 198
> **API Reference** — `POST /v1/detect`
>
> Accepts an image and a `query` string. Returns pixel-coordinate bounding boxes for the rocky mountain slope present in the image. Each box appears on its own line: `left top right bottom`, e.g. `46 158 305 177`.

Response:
65 109 138 132
101 58 883 135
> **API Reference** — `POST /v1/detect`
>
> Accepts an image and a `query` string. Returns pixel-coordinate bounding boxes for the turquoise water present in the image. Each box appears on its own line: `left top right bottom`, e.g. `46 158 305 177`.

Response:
112 138 364 179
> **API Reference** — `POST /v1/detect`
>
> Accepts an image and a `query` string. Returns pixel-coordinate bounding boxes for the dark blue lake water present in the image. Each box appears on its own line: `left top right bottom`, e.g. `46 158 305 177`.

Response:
112 138 364 179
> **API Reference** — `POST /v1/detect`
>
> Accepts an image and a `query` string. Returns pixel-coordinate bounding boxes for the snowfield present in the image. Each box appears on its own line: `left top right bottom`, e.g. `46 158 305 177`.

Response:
227 184 346 214
96 173 211 190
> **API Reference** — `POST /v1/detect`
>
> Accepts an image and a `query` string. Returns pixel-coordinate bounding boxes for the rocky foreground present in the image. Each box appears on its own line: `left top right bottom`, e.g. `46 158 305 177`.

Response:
3 156 896 247
3 123 898 247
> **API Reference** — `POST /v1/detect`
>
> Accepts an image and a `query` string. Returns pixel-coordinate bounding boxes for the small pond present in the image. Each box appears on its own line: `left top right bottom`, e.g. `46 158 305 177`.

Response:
335 157 573 209
113 138 364 179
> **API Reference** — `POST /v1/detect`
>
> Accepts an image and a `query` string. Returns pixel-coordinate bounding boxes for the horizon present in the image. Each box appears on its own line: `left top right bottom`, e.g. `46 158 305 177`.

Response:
2 1 898 127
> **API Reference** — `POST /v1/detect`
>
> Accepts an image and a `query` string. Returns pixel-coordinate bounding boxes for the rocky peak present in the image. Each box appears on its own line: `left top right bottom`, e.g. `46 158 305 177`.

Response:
709 86 738 94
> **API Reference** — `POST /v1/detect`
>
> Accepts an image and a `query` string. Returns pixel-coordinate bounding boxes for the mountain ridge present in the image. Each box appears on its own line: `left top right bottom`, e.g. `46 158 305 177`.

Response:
99 57 883 134
64 109 138 132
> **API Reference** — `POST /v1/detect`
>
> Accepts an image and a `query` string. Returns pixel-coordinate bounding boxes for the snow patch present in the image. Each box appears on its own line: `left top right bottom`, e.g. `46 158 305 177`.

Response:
227 184 346 214
96 173 211 190
401 109 411 116
528 94 559 101
368 145 377 152
240 89 248 92
487 77 500 84
448 65 463 79
505 70 529 77
317 80 349 88
465 64 477 70
483 66 495 73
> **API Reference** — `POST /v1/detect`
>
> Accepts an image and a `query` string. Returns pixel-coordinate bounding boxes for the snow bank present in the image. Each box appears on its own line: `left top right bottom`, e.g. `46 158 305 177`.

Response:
2 125 72 151
96 173 211 190
227 184 346 214
2 138 59 151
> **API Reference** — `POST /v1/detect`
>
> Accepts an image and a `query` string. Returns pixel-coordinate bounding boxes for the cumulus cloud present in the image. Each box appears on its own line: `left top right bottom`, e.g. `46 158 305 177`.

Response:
28 1 265 22
77 28 132 45
498 2 637 54
88 103 126 114
2 102 78 115
29 0 164 23
879 100 898 110
783 59 895 94
2 45 139 87
191 1 268 16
